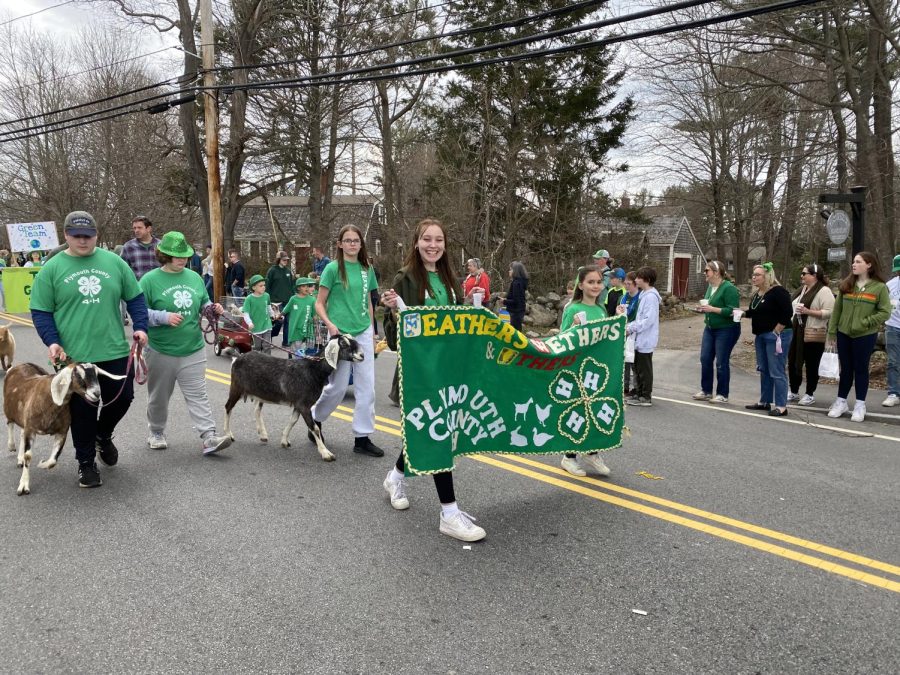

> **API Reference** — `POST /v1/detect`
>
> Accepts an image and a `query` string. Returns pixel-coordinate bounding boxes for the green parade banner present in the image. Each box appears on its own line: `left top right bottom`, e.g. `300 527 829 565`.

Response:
398 306 626 474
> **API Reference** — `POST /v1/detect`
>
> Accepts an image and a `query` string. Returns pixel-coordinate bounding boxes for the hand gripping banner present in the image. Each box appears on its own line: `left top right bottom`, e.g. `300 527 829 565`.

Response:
398 307 626 474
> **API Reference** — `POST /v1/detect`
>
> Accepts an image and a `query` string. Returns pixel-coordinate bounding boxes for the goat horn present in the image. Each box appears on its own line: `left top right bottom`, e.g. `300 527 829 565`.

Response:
94 366 127 381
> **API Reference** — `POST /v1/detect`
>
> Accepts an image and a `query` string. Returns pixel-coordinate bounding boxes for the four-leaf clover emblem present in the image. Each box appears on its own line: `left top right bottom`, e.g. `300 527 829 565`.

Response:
77 275 101 297
548 356 621 445
173 290 193 309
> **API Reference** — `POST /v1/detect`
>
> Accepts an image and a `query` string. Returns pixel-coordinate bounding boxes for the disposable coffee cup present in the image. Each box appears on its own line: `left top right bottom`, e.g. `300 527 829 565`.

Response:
699 299 709 307
473 292 483 308
732 309 743 322
575 310 587 324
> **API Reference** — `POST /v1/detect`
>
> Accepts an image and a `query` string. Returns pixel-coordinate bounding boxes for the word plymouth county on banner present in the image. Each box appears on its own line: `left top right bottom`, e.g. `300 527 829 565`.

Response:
398 307 626 474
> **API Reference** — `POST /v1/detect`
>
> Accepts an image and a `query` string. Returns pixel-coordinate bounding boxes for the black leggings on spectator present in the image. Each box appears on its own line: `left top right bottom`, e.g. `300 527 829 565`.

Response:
395 452 455 503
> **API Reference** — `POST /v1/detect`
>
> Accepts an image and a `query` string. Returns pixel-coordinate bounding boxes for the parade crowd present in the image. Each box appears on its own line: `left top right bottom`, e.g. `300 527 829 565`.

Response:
5 210 898 542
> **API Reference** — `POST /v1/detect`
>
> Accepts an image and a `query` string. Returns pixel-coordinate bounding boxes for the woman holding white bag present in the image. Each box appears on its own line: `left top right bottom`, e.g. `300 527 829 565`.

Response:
787 263 834 406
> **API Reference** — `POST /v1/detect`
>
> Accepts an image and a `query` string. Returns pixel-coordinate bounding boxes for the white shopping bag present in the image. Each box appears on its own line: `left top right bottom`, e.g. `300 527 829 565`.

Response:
624 334 636 364
818 349 839 379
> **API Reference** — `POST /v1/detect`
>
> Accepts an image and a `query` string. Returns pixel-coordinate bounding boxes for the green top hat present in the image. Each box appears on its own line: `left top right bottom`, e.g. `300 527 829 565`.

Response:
295 276 315 287
157 231 194 258
248 274 265 288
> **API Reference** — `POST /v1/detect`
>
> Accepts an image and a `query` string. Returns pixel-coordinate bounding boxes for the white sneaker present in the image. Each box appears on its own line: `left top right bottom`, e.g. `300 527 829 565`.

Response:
581 453 610 477
383 476 409 510
439 511 486 542
561 456 586 476
827 399 849 418
202 434 232 455
882 394 900 407
692 391 711 400
710 395 728 403
850 402 866 423
787 392 800 403
798 394 815 406
147 433 168 449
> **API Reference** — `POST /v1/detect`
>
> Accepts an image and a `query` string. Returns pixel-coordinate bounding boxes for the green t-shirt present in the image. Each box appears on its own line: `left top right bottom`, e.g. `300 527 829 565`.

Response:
140 267 209 356
283 294 317 343
425 272 450 306
560 301 608 331
243 292 272 333
30 248 142 362
319 260 376 335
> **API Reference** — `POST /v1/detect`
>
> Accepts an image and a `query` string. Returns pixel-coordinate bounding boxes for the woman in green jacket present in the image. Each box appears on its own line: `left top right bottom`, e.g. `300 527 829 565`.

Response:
826 251 892 423
693 260 741 403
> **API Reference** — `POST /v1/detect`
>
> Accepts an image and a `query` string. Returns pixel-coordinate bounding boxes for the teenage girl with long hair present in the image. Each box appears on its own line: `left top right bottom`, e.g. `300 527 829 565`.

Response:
311 224 383 457
380 219 486 542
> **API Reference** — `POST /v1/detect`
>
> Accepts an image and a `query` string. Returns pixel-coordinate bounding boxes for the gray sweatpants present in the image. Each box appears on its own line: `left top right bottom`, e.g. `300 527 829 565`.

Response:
146 347 217 439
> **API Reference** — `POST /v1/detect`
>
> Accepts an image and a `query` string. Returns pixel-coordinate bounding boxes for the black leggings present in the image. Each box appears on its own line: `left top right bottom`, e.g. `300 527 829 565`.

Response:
69 356 135 464
789 340 825 396
395 452 456 503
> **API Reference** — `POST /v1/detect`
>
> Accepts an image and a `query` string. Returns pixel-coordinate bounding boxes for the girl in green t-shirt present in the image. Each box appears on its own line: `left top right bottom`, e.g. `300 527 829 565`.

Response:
558 265 612 479
140 231 232 456
312 224 382 457
242 275 274 354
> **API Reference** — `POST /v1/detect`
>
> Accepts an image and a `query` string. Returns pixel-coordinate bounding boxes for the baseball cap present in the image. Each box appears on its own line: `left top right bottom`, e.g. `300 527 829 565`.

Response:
64 211 98 237
612 267 626 280
592 249 610 259
295 276 315 287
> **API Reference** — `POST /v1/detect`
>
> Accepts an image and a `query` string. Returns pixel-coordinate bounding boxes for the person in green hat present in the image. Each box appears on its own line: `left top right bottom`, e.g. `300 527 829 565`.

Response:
242 274 274 353
883 253 900 407
140 231 231 455
282 276 318 357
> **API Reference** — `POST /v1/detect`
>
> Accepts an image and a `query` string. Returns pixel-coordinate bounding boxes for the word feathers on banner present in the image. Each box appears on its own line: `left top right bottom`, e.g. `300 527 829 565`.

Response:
397 307 626 474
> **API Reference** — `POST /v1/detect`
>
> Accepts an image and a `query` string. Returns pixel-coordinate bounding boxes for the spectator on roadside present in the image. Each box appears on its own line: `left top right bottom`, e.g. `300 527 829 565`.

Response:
225 249 246 298
463 257 490 304
604 268 626 315
617 271 641 396
120 215 160 280
591 249 613 287
201 244 213 299
787 263 834 407
826 252 891 423
23 250 43 267
265 251 295 347
741 263 793 417
29 211 149 489
626 266 661 407
504 261 529 330
692 260 741 404
884 254 900 408
312 246 331 276
188 245 203 275
0 249 8 311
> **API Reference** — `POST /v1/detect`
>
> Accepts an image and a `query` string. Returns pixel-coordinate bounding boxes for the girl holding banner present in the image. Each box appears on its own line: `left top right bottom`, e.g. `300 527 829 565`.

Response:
380 219 486 542
558 265 611 478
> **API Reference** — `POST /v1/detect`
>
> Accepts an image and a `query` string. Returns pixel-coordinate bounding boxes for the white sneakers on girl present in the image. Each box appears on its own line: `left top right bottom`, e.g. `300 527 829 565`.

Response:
692 391 711 400
828 399 849 418
561 457 586 477
710 395 728 403
798 394 815 406
850 402 867 423
581 454 611 477
787 392 800 403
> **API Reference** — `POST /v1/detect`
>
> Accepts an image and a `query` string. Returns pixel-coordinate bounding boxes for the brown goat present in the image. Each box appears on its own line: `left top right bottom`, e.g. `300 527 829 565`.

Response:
0 323 15 370
4 362 124 495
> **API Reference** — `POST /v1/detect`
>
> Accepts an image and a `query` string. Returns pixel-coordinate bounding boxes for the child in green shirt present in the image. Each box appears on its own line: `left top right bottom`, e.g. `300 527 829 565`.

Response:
242 274 274 353
282 277 318 356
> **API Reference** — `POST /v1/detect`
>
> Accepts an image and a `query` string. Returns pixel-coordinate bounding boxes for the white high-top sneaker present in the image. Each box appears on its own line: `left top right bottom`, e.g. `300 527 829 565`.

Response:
827 398 849 418
850 401 867 423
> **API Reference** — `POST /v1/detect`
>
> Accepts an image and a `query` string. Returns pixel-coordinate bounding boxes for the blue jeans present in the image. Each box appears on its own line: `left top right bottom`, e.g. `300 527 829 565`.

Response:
754 329 793 408
700 324 741 397
885 326 900 396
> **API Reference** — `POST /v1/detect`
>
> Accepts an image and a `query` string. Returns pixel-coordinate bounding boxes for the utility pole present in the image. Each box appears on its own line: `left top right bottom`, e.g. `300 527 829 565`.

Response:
201 0 225 302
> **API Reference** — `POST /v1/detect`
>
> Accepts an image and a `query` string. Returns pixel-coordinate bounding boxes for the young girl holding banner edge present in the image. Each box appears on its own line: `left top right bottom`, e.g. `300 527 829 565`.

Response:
311 224 383 457
380 219 486 542
558 265 611 478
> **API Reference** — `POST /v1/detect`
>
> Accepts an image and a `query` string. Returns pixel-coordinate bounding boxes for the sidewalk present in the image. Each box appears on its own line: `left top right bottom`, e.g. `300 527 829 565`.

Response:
651 349 900 427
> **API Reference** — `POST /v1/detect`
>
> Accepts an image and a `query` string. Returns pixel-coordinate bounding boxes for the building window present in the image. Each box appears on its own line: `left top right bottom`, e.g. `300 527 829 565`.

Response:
375 239 381 256
696 255 703 273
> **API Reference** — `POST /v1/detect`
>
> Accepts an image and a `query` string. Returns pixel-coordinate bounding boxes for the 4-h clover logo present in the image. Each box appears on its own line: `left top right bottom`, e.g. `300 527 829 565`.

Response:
173 290 193 309
548 357 620 445
77 275 102 297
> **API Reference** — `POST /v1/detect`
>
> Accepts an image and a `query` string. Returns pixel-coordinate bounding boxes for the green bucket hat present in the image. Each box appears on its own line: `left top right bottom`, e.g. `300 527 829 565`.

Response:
248 274 265 288
157 231 194 258
295 276 315 287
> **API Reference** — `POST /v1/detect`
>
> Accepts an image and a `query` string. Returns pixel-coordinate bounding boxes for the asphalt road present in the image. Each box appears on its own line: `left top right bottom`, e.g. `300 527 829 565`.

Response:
0 313 898 674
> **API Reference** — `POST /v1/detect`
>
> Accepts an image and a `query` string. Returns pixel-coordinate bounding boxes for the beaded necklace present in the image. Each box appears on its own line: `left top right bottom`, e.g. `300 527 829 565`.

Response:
749 290 765 310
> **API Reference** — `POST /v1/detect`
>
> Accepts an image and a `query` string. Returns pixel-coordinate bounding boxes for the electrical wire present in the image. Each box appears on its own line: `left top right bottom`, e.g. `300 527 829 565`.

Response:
0 0 825 144
0 1 76 27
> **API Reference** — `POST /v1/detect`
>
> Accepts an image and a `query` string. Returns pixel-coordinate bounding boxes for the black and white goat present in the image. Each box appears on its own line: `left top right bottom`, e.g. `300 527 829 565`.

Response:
3 362 125 495
223 335 363 460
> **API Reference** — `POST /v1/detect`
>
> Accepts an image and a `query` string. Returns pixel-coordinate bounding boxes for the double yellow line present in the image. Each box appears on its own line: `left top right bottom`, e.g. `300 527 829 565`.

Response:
205 364 900 594
5 313 898 593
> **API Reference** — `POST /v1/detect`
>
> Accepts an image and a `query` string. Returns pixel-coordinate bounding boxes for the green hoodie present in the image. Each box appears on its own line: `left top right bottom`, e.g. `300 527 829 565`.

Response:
828 279 891 338
703 280 741 329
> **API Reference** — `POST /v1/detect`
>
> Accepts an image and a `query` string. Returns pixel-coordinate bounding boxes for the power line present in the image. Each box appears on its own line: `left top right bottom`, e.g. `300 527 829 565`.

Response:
0 0 825 143
0 0 76 27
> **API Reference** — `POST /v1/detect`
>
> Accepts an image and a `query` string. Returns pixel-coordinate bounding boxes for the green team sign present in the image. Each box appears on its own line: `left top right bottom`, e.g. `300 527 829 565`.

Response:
398 307 626 474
